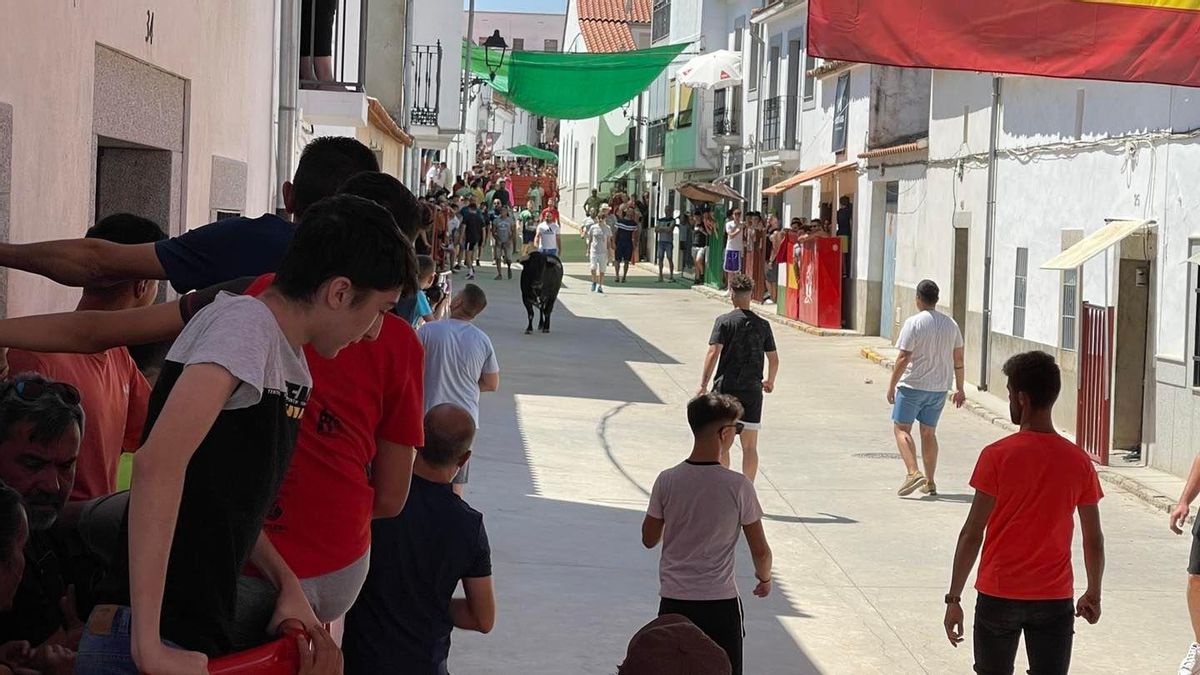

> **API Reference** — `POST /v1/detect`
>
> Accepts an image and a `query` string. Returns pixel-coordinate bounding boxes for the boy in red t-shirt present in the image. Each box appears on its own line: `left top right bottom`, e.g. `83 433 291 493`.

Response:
943 351 1105 675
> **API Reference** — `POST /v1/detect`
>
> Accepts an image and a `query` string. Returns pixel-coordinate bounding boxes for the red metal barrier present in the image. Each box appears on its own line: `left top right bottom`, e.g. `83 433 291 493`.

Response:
208 627 304 675
1076 303 1113 465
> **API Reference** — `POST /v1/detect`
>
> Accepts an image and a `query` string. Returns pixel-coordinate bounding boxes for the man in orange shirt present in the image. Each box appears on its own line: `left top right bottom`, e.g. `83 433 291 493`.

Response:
943 351 1105 674
7 214 163 501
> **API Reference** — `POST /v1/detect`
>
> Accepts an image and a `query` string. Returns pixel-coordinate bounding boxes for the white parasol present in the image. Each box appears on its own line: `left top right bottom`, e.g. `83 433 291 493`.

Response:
676 50 744 90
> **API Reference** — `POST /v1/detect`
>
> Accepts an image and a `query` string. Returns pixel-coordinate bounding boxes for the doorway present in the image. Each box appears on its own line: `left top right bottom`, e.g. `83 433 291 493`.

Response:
1111 231 1156 460
878 182 899 339
951 226 969 332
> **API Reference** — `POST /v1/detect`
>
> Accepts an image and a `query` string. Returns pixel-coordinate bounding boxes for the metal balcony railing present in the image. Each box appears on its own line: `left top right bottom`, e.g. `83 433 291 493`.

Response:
300 0 368 91
410 41 443 127
713 89 740 137
652 0 671 43
762 94 796 151
647 119 667 157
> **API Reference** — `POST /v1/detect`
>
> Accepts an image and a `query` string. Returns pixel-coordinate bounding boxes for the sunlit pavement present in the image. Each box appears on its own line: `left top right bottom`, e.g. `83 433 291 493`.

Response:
447 249 1189 674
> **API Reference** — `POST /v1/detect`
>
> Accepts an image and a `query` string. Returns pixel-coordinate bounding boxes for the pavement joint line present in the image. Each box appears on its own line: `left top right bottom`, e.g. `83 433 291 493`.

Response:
856 344 1191 522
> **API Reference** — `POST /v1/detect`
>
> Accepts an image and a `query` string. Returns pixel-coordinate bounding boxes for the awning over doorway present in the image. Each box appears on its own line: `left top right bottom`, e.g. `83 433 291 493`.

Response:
600 159 642 183
678 181 745 203
1041 219 1155 270
762 160 857 196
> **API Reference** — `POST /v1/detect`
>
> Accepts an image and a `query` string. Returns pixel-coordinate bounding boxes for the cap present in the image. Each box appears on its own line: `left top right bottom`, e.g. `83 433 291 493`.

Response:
917 279 940 303
617 615 731 675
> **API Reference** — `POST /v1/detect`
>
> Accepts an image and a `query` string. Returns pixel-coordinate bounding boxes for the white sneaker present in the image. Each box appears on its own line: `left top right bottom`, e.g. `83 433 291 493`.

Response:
1179 642 1200 675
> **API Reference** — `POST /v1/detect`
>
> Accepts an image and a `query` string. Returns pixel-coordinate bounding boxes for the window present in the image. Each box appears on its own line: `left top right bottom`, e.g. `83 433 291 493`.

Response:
1061 268 1078 350
543 39 557 52
652 0 671 43
1013 247 1028 338
512 38 524 51
831 72 850 153
748 25 761 92
802 52 816 107
213 210 241 222
733 18 744 52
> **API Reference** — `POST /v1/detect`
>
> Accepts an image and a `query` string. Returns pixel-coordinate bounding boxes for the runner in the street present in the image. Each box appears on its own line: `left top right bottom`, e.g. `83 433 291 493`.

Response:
943 351 1105 675
642 392 773 675
655 210 676 283
586 206 613 293
697 273 779 482
461 201 485 281
519 200 538 257
1168 431 1200 673
491 205 514 280
535 216 560 257
614 208 638 284
723 208 745 290
887 280 966 497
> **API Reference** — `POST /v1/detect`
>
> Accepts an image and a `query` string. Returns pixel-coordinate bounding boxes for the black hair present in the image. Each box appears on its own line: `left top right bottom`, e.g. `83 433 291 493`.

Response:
86 213 167 244
729 273 753 295
420 404 476 468
917 279 940 305
417 255 436 278
687 393 743 433
291 137 380 218
338 172 421 240
1003 351 1061 410
0 374 85 447
274 194 416 303
0 481 21 564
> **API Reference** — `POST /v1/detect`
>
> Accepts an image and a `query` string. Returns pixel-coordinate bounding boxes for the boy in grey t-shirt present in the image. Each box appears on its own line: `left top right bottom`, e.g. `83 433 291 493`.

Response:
641 394 774 675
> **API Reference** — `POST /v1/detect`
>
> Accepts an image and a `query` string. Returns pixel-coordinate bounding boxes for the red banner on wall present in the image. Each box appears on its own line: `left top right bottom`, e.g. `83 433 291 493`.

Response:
808 0 1200 87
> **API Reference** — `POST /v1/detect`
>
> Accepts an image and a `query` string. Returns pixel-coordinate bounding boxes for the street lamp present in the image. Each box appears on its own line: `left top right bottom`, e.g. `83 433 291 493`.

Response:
483 30 508 82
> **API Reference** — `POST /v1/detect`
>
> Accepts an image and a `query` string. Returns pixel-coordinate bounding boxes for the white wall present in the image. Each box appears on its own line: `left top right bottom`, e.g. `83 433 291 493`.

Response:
413 0 465 130
0 0 277 315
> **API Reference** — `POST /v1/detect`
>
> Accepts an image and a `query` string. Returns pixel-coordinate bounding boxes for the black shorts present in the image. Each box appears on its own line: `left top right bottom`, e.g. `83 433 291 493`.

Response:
659 597 743 675
465 238 481 251
1189 522 1200 574
717 386 763 431
523 229 537 244
615 238 634 262
300 0 338 57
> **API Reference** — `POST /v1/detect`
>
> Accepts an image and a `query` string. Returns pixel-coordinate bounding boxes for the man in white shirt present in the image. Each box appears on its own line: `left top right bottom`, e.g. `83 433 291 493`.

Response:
886 280 966 497
585 208 613 293
535 219 560 257
723 208 745 289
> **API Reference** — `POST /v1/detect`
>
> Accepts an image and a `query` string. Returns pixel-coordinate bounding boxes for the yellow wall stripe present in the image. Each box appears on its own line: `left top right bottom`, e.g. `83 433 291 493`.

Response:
1081 0 1200 10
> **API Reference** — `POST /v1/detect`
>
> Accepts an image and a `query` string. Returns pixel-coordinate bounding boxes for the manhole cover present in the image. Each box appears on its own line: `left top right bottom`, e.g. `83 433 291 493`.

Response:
851 452 902 460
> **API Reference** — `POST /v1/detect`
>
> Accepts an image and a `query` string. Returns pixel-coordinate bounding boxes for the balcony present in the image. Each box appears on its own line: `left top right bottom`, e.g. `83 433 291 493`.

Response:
712 89 740 140
762 94 798 154
652 0 671 43
647 119 667 157
409 42 443 127
297 0 369 128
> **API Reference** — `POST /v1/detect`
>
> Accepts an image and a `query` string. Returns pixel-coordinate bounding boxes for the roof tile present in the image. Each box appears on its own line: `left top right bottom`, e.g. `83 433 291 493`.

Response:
579 18 636 53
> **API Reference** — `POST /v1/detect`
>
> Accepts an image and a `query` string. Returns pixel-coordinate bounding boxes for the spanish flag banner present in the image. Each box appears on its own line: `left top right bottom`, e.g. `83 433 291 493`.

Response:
808 0 1200 87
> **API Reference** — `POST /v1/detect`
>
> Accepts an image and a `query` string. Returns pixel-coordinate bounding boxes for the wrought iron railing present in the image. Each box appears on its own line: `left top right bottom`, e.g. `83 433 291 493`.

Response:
299 0 368 91
713 89 740 137
410 41 443 127
762 94 797 151
647 119 667 157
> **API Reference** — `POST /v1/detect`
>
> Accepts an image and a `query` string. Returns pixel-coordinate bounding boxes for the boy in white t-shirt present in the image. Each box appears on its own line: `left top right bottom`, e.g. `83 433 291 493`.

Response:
723 208 745 289
585 213 613 293
641 393 773 675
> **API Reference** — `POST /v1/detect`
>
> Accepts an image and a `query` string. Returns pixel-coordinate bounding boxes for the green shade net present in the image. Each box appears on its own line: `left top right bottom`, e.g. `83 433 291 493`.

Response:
463 41 511 93
465 42 688 120
502 144 558 162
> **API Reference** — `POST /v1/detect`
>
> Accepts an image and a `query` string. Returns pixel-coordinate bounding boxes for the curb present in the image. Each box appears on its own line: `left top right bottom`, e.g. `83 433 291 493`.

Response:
857 345 1181 517
691 284 863 338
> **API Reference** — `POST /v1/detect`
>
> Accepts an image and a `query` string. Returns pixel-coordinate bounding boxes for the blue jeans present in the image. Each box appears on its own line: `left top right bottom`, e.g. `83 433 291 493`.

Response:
891 387 948 427
76 605 182 675
539 248 558 257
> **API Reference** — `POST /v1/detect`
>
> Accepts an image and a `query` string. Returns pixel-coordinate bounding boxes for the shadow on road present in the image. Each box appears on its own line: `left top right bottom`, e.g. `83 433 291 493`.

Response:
448 273 827 674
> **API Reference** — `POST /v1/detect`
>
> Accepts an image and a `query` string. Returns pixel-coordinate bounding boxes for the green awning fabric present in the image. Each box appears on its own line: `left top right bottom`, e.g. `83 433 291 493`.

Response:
465 42 689 120
502 144 558 162
601 159 642 183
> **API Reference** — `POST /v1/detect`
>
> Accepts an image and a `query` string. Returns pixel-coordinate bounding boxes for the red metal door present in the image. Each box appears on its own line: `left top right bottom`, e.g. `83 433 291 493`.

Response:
1076 302 1114 465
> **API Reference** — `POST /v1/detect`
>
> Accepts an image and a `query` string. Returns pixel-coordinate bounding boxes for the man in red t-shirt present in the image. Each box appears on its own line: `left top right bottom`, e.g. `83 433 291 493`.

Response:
943 351 1105 675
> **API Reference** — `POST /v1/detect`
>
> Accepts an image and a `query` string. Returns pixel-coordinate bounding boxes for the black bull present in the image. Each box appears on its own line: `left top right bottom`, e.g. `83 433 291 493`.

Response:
520 252 564 334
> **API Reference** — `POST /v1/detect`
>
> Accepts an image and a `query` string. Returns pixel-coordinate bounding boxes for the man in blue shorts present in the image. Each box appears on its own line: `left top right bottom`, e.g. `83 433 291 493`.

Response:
886 280 966 497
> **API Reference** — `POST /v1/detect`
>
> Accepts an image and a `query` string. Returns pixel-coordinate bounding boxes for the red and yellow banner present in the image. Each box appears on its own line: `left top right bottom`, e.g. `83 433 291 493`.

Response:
809 0 1200 87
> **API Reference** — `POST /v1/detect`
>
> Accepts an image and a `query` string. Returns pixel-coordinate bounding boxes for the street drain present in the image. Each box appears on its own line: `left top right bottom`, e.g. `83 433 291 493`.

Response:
852 452 902 460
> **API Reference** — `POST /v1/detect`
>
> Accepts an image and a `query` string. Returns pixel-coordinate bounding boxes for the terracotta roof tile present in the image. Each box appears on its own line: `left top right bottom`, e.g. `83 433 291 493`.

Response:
579 18 636 52
579 0 650 23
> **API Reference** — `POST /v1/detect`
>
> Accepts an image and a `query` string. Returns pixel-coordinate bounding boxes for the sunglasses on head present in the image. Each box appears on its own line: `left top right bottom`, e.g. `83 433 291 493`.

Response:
6 379 81 406
722 422 746 435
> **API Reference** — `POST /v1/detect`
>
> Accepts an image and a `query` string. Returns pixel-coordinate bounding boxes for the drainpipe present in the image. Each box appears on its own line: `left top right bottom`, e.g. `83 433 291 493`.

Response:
400 0 415 185
275 0 300 215
979 75 1002 391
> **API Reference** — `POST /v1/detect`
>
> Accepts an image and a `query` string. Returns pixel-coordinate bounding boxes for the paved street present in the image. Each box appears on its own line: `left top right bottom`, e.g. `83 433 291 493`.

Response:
449 250 1191 674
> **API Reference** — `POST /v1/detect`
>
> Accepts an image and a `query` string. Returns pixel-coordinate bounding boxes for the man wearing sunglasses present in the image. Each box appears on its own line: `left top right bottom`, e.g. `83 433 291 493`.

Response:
0 375 85 650
640 393 773 675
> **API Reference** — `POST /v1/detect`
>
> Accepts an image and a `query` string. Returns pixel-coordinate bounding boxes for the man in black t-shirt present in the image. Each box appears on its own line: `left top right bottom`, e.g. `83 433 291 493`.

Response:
344 404 495 675
461 203 485 281
697 274 780 483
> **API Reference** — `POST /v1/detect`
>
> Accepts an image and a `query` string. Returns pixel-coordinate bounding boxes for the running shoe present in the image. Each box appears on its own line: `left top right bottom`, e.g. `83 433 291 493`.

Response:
1180 642 1200 674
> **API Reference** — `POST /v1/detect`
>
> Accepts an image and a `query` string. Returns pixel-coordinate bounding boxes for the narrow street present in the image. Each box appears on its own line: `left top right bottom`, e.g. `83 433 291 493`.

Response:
450 249 1190 674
